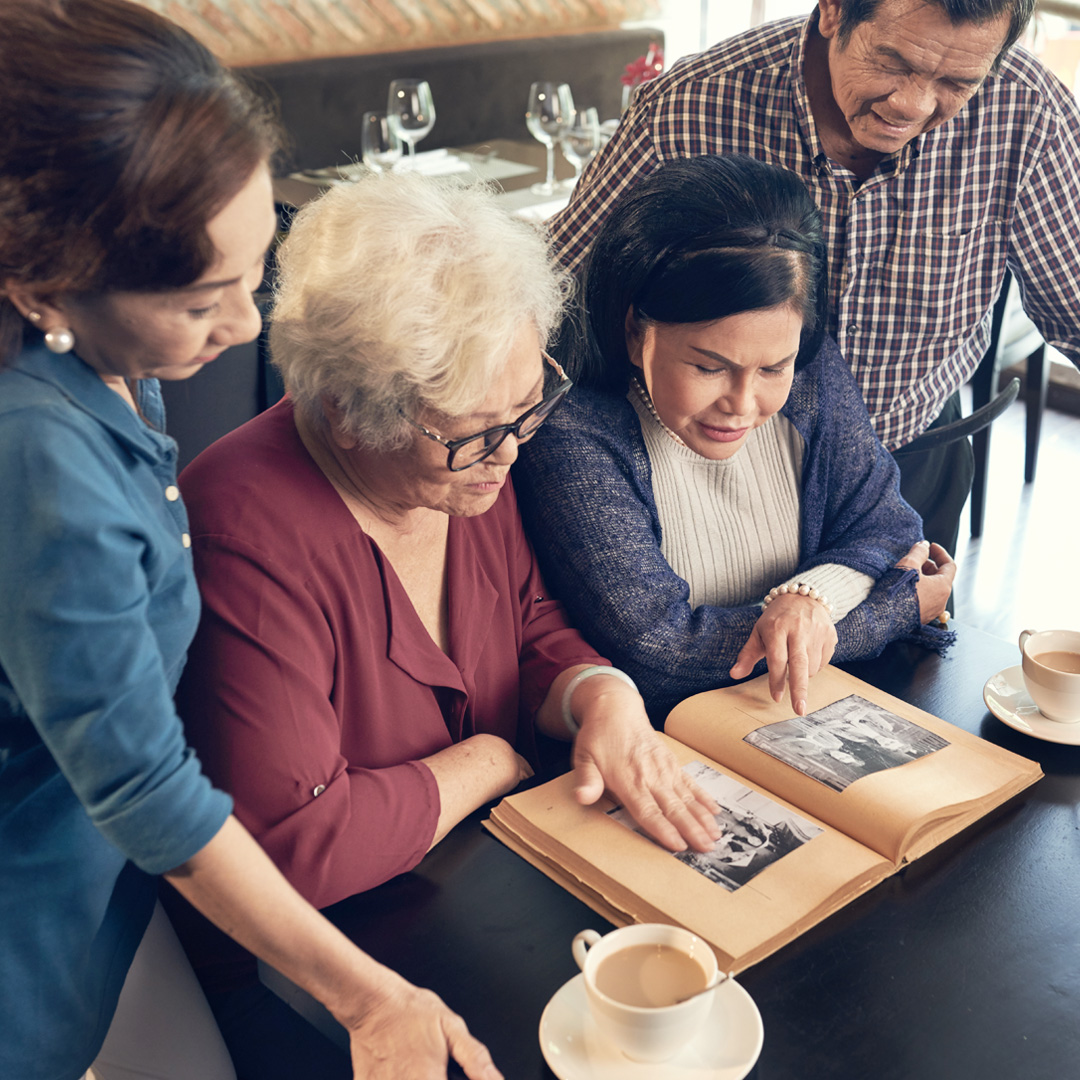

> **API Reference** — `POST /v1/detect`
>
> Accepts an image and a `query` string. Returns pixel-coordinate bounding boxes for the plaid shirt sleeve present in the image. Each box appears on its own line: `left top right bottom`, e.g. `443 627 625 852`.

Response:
1007 69 1080 368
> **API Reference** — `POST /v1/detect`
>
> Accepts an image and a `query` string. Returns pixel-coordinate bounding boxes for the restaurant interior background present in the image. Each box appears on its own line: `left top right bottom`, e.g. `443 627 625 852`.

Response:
143 0 1079 642
145 0 1080 78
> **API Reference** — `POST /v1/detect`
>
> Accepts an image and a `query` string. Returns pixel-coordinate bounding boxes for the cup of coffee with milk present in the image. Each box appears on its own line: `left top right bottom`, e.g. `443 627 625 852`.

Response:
1019 628 1080 722
571 923 720 1062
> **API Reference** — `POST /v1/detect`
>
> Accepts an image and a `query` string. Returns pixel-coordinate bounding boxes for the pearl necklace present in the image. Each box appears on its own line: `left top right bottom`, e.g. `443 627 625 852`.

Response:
630 377 687 448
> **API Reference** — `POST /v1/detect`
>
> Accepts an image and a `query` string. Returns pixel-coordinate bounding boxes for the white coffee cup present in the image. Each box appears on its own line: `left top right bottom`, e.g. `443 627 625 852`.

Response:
1019 628 1080 723
571 924 719 1062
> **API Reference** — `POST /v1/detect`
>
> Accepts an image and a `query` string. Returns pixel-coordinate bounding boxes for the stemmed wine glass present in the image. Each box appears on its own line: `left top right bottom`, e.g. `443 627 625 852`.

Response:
361 111 403 173
559 106 600 189
526 81 574 197
387 78 436 163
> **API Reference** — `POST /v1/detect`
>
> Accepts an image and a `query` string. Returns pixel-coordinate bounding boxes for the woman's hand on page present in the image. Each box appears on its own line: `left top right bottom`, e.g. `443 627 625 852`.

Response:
346 971 503 1080
896 540 956 624
730 596 837 716
569 677 721 854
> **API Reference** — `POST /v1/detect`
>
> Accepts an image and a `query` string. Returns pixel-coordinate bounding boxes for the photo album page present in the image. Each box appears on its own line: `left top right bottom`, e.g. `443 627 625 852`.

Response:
486 667 1041 973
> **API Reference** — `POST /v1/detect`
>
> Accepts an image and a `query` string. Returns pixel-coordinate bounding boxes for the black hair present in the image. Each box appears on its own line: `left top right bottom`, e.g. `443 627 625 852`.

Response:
577 154 827 393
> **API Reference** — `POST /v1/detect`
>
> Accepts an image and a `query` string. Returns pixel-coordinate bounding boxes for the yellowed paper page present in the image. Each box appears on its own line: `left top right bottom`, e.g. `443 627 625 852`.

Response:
489 735 892 973
665 667 1042 863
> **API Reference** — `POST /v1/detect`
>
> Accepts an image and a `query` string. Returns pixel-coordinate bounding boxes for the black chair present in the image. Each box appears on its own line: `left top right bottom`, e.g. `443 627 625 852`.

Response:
967 268 1048 538
896 376 1020 459
897 268 1046 541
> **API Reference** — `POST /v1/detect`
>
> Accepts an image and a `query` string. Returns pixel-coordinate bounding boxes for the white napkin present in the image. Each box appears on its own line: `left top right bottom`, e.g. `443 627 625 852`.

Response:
513 196 571 222
398 148 471 176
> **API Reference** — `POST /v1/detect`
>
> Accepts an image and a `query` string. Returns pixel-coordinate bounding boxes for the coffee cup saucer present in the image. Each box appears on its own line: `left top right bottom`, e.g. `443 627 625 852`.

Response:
538 972 763 1080
983 665 1080 745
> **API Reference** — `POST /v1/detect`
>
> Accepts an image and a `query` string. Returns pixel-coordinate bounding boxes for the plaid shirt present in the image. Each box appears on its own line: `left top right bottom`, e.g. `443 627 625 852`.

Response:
549 15 1080 450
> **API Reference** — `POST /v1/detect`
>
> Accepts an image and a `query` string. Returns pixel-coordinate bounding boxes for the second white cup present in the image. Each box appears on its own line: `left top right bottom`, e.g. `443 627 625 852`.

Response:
1019 628 1080 722
571 923 719 1062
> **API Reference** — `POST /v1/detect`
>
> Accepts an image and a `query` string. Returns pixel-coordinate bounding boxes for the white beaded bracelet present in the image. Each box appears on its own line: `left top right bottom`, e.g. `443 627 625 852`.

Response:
560 665 639 737
762 582 833 615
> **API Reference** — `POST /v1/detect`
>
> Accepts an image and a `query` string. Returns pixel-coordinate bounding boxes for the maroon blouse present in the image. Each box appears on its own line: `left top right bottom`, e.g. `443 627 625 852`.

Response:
170 398 604 987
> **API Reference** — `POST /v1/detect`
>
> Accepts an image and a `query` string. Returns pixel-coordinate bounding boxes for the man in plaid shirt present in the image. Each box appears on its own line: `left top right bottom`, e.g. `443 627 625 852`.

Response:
550 0 1080 557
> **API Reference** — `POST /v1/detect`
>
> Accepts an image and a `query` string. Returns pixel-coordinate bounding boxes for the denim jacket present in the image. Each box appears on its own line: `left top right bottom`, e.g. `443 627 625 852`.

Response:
0 340 230 1079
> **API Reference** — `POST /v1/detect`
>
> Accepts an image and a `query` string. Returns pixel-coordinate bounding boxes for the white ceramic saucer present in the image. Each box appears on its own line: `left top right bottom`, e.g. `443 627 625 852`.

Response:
983 665 1080 745
538 973 763 1080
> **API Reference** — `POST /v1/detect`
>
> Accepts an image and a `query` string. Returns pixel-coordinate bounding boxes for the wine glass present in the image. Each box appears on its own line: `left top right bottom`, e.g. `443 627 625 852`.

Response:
361 111 403 173
526 81 574 197
387 78 436 163
559 106 600 188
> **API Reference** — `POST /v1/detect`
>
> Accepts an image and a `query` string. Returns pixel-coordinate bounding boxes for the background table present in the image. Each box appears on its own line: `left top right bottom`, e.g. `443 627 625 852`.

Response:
272 138 577 216
262 623 1080 1079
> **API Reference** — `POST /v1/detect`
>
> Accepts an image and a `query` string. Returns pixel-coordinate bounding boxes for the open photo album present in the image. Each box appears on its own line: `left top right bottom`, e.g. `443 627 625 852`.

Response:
486 666 1042 974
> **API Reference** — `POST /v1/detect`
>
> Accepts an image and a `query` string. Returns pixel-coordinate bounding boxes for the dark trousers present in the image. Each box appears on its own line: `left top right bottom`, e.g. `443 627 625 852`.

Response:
207 982 351 1080
891 391 974 559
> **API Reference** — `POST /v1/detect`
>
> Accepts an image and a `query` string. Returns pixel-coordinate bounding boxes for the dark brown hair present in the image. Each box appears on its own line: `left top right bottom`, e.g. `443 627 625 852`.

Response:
0 0 281 363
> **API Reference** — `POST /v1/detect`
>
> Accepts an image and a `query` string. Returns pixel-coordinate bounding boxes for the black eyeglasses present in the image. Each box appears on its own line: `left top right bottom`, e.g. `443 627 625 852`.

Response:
402 352 572 471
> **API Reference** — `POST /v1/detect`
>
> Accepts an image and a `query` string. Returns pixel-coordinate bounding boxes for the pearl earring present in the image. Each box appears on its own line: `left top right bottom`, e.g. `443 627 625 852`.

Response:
44 327 76 354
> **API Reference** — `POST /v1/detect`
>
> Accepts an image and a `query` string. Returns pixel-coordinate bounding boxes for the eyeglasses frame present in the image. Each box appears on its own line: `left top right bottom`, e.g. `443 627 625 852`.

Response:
401 351 572 471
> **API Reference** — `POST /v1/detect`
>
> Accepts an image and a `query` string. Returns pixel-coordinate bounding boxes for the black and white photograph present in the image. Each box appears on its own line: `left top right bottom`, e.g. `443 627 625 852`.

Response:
744 694 951 793
608 761 823 892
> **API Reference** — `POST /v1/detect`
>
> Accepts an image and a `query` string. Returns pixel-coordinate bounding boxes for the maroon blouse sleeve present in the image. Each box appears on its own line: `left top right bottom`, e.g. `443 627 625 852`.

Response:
177 532 440 908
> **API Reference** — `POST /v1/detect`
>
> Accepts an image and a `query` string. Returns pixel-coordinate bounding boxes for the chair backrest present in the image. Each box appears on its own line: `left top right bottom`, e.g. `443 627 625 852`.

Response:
896 376 1020 455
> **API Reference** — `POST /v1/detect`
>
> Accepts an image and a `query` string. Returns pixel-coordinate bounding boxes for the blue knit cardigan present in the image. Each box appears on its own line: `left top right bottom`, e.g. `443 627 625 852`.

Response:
515 337 953 722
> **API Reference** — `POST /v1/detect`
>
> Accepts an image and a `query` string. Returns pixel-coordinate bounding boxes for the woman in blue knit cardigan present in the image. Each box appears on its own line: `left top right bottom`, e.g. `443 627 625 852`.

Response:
516 155 955 723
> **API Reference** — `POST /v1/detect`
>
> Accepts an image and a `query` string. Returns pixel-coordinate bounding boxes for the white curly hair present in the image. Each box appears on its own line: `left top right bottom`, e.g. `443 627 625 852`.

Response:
269 171 569 447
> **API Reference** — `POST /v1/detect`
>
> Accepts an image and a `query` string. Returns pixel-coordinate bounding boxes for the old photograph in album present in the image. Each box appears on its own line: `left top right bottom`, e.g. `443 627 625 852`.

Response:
486 666 1042 974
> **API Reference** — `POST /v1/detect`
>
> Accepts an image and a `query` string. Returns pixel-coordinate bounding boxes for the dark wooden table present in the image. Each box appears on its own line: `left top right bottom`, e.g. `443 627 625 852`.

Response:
262 623 1080 1079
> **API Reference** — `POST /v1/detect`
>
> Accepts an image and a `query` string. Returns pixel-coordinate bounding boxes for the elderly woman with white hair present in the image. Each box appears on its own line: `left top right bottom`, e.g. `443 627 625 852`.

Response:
165 173 721 1077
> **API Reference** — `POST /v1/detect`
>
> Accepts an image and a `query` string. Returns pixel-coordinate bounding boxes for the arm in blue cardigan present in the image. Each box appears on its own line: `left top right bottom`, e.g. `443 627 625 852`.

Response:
786 341 951 667
516 343 947 722
788 339 921 578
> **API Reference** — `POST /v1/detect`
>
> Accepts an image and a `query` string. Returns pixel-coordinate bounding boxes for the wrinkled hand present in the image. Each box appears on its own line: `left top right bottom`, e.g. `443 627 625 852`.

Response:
346 974 503 1080
729 594 837 716
570 680 720 854
896 540 956 624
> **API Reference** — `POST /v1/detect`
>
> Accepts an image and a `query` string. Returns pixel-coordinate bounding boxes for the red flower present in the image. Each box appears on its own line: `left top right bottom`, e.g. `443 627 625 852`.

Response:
621 44 664 88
